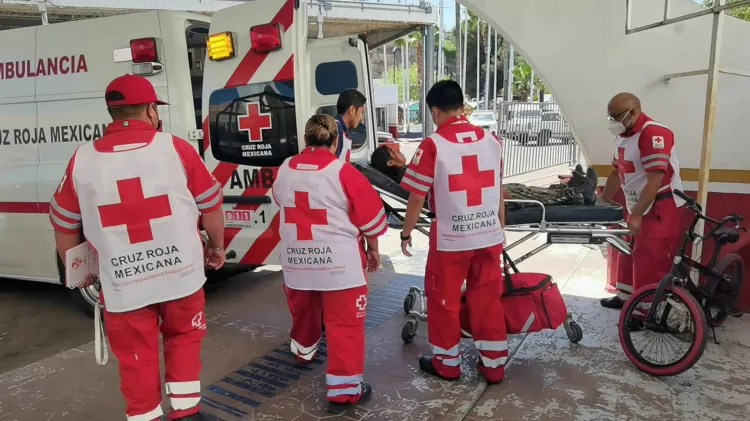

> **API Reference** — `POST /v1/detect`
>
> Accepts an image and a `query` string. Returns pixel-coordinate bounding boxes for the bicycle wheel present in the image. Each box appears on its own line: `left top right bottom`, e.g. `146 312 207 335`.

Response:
619 283 707 376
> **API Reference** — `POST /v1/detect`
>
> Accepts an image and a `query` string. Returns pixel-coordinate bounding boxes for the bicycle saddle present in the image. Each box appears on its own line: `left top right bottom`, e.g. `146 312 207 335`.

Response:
713 227 740 244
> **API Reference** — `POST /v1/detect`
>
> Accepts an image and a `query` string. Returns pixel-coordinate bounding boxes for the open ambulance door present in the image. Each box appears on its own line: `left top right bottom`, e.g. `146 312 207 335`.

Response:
201 0 304 266
305 36 378 162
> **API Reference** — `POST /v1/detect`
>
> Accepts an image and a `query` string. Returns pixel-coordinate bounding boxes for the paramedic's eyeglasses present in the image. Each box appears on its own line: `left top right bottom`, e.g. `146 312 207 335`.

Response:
607 109 632 122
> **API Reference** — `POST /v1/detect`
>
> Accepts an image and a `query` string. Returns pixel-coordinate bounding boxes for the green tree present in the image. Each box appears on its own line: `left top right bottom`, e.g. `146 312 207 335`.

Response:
386 63 419 102
512 58 546 101
703 0 750 21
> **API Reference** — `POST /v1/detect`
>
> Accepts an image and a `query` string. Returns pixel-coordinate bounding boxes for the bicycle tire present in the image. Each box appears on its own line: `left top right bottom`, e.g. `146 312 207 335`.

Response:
619 283 708 376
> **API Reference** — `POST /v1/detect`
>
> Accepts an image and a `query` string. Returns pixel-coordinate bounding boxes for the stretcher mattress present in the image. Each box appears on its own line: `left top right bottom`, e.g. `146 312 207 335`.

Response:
353 161 624 226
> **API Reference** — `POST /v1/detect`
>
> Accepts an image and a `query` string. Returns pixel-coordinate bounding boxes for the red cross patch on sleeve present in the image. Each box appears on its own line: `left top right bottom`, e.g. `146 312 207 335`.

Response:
412 149 423 165
652 136 665 149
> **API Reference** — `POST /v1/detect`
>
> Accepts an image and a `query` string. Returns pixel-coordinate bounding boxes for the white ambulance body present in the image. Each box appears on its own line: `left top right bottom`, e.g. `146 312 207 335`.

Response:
0 10 211 312
200 0 433 269
0 0 435 313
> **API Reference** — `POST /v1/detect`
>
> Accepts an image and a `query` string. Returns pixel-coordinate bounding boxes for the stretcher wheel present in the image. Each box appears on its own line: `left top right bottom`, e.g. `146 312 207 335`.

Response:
565 321 583 343
403 292 416 315
402 319 418 344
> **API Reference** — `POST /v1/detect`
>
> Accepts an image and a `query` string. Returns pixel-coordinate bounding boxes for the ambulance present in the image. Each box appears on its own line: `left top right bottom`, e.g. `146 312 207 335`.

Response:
0 0 436 314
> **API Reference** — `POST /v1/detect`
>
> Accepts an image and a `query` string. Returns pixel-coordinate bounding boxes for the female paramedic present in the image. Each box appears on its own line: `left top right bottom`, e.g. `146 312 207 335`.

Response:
271 114 387 414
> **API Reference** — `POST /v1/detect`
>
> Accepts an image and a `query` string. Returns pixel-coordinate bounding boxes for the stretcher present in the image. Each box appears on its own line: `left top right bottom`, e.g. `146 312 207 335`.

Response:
353 161 632 343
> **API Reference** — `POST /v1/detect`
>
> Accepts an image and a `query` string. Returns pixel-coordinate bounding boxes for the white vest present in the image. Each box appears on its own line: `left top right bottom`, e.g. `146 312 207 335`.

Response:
338 131 352 163
432 129 504 251
614 121 686 214
274 156 366 290
73 132 206 313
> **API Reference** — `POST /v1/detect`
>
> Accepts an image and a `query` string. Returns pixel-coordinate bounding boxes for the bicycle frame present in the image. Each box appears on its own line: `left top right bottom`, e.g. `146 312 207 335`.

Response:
644 206 737 326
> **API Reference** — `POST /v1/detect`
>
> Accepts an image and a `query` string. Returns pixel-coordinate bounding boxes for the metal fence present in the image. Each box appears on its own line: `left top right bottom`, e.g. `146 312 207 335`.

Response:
493 101 579 177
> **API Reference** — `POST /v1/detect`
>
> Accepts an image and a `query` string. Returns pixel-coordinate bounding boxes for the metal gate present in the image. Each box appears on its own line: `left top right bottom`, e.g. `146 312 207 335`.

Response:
495 101 578 176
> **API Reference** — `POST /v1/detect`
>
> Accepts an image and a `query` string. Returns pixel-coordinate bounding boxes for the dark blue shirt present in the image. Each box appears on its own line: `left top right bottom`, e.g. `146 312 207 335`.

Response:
334 114 349 159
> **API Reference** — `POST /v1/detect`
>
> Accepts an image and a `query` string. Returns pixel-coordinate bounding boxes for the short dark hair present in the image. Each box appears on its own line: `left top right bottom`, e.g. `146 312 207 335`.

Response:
426 80 464 112
370 145 399 180
337 89 367 115
107 103 149 120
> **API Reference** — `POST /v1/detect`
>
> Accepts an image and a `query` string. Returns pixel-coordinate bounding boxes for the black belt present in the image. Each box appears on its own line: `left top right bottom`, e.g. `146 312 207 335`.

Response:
654 191 672 201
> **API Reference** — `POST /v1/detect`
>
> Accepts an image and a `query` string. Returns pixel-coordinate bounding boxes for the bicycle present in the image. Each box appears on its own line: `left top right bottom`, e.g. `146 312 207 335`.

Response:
618 189 746 377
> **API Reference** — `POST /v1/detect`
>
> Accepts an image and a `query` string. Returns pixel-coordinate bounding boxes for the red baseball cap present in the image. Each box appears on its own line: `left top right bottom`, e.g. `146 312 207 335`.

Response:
105 74 169 107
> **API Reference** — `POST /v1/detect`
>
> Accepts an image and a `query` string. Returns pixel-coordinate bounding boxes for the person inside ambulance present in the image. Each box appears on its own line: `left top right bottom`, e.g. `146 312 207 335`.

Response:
399 80 508 384
599 92 686 320
334 89 367 163
49 74 226 421
272 114 387 414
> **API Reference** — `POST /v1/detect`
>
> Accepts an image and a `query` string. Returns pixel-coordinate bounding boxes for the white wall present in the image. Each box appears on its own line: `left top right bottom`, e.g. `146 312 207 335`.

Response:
459 0 750 176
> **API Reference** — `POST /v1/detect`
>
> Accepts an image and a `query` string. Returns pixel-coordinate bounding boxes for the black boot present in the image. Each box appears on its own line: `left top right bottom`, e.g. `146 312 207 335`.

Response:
600 296 624 309
327 382 372 414
583 168 598 204
418 356 460 381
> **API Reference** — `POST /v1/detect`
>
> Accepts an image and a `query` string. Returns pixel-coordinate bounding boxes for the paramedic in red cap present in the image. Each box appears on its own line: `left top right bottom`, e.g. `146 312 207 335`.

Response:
399 80 508 384
600 92 685 320
49 74 226 421
272 114 386 414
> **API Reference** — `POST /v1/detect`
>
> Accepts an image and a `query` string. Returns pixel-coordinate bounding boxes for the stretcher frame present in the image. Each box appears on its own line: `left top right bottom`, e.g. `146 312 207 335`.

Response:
374 186 632 344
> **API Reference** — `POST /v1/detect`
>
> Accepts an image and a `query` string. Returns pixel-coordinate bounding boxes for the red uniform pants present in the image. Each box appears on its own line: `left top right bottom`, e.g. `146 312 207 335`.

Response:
284 284 368 404
615 198 683 306
104 288 207 421
425 229 508 383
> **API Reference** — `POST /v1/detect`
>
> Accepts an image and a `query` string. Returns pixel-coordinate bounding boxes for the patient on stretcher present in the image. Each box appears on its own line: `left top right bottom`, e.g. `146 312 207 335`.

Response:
370 145 598 206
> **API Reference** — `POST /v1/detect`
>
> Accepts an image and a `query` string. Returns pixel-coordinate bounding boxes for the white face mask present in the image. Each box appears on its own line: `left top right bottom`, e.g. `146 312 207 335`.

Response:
608 121 626 136
607 109 632 136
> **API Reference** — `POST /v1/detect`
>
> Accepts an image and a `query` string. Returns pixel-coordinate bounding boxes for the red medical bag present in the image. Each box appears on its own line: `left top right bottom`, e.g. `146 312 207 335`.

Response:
460 271 568 336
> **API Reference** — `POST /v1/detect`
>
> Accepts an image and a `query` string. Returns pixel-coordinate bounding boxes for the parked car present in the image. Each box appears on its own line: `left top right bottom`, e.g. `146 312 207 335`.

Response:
468 110 498 134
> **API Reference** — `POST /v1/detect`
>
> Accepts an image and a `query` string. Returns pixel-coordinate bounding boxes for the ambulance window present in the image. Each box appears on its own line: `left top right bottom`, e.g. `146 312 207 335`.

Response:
315 106 367 151
208 80 298 167
315 61 358 96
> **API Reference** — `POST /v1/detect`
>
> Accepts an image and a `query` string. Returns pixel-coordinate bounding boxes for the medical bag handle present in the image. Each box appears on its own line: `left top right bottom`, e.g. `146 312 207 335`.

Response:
502 249 520 293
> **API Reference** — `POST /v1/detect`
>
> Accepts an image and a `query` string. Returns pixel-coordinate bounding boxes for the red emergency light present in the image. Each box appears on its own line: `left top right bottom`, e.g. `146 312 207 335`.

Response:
130 38 159 63
250 23 282 53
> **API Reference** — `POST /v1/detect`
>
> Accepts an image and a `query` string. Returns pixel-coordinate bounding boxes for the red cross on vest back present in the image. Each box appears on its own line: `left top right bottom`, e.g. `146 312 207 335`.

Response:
238 102 272 142
284 191 328 241
617 147 636 184
448 155 496 207
98 178 173 244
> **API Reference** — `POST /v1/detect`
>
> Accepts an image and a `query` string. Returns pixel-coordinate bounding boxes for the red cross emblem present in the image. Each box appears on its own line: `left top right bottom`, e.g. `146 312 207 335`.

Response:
284 191 328 241
97 178 173 244
616 147 635 184
448 155 496 207
238 102 272 143
356 295 367 311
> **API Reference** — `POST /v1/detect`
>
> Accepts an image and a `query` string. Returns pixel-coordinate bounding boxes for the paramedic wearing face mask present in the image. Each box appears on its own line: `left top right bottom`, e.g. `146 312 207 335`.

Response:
600 92 685 314
272 114 387 414
399 80 508 384
334 89 367 163
49 74 226 421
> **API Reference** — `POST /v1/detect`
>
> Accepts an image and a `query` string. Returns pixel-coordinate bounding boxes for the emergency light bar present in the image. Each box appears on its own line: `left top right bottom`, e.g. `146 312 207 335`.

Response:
250 23 282 53
131 38 159 63
207 32 235 61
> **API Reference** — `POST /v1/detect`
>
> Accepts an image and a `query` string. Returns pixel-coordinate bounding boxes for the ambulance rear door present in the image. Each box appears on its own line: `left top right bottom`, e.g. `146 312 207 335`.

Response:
202 0 304 267
306 36 378 162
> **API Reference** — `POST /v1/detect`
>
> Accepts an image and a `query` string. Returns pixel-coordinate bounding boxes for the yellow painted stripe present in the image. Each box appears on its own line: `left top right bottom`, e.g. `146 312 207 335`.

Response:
591 165 750 184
